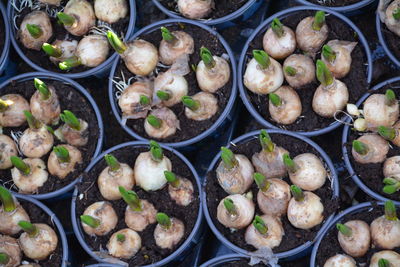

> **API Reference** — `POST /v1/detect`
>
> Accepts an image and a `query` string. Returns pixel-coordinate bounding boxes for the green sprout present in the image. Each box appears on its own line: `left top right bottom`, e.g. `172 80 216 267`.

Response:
24 110 42 129
200 47 216 69
117 233 126 242
18 220 39 238
383 177 400 194
290 185 304 202
0 252 9 265
80 215 101 228
253 215 268 235
59 56 81 70
378 126 397 141
0 99 9 112
119 186 142 211
322 45 336 63
11 156 30 175
42 43 62 58
316 59 334 87
156 212 171 229
284 66 297 76
147 115 162 129
182 96 200 111
312 11 326 31
223 198 237 216
164 171 180 188
269 93 282 107
378 258 390 267
254 172 270 192
385 89 397 106
53 146 70 163
140 95 150 106
393 8 400 20
384 200 398 221
107 31 127 54
157 90 171 101
104 154 120 172
0 186 16 212
352 140 369 155
336 223 352 237
57 12 75 26
161 27 176 43
253 50 270 69
271 18 284 37
26 24 43 39
220 147 237 170
259 129 274 153
150 140 163 162
60 110 81 131
34 78 51 100
283 154 298 173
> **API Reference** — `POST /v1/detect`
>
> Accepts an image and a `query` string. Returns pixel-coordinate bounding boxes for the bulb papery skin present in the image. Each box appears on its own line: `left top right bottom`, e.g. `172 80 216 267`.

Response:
48 145 82 179
19 127 54 158
177 0 213 19
134 151 172 191
159 31 194 65
185 92 218 121
82 201 118 236
19 223 58 260
38 0 61 6
118 82 152 119
257 178 291 217
381 0 400 37
321 40 357 79
76 35 109 67
263 26 296 60
0 235 22 267
63 0 96 36
252 146 288 179
123 40 158 76
245 214 284 249
30 86 60 125
17 264 40 267
217 194 255 229
370 215 400 249
19 11 52 51
289 153 327 191
154 72 188 107
0 94 30 127
312 79 349 118
144 107 180 139
154 217 185 249
0 201 30 235
216 154 254 195
196 56 230 93
296 16 329 54
384 156 400 180
125 199 157 232
11 158 48 194
287 191 324 229
337 220 370 257
107 228 141 259
61 119 89 147
370 250 400 267
283 54 315 88
269 85 302 125
97 163 134 200
363 94 400 130
168 177 194 206
94 0 128 24
243 57 284 95
0 134 18 169
49 40 78 64
323 254 356 267
352 134 389 164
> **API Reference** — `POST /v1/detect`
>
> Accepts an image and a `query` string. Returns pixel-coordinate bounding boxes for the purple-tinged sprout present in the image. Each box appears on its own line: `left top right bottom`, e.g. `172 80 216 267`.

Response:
57 0 95 36
0 186 30 235
321 40 357 79
296 11 328 54
159 27 194 65
370 200 400 249
177 0 213 19
323 254 356 267
336 220 370 257
144 108 180 139
268 86 302 125
217 194 255 229
370 250 400 267
183 92 218 121
245 214 284 249
283 54 315 89
165 171 194 206
107 228 141 259
154 212 185 249
351 134 389 164
81 201 118 236
60 110 89 147
263 18 296 60
11 156 48 194
0 94 30 127
48 145 82 179
94 0 128 24
19 11 52 50
0 235 22 266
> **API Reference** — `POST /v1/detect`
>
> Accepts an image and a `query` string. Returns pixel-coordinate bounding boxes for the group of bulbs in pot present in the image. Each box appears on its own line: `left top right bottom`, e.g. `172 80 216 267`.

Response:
346 89 400 196
79 141 195 260
17 0 128 71
323 201 400 267
378 0 400 39
0 78 89 194
244 11 357 125
111 25 230 140
214 130 329 250
0 186 58 267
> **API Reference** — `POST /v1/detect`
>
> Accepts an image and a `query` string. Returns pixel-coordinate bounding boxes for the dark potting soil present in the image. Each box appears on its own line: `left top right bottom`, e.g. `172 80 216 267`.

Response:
316 202 400 266
75 145 200 266
158 0 248 19
13 0 130 73
307 0 361 7
381 22 400 63
346 82 400 201
245 10 369 133
205 133 339 253
112 23 233 143
10 199 64 266
0 79 100 195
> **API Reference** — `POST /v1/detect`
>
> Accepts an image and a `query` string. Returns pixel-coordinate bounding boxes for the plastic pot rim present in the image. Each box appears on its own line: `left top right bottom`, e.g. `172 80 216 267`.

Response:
108 18 238 148
0 2 10 73
6 0 136 79
376 12 400 68
0 71 104 200
202 129 340 259
295 0 376 13
342 76 400 205
237 5 373 137
199 253 251 267
71 140 203 267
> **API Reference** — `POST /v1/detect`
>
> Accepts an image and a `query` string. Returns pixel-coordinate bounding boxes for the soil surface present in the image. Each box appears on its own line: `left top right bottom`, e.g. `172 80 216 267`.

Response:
13 0 130 73
346 82 400 201
112 22 233 143
205 132 339 253
0 79 100 195
307 0 361 7
316 202 400 266
75 145 200 266
158 0 249 19
244 10 369 133
381 22 400 63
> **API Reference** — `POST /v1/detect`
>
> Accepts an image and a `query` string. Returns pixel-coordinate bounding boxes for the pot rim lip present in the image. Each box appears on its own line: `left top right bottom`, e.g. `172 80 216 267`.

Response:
199 253 251 267
15 193 69 267
0 1 10 73
310 201 386 267
376 11 400 67
295 0 376 13
237 5 373 137
0 71 104 199
202 129 340 259
6 0 137 79
150 0 259 26
71 140 204 267
342 76 400 205
108 18 238 148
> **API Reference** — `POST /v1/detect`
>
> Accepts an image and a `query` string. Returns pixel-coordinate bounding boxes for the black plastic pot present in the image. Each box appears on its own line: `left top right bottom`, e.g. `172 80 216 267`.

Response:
0 1 13 83
376 9 400 68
